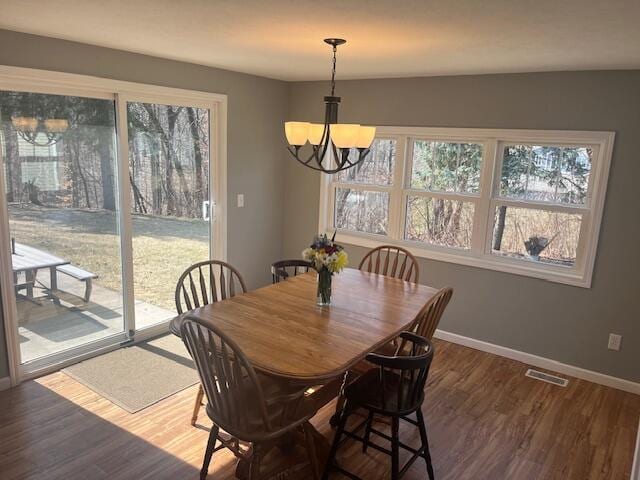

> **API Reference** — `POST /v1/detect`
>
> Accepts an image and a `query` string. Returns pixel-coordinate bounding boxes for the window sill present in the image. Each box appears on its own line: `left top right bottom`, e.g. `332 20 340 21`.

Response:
329 230 592 288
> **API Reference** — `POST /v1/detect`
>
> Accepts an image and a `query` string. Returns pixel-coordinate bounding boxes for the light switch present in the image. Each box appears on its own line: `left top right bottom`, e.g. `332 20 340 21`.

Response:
237 194 244 208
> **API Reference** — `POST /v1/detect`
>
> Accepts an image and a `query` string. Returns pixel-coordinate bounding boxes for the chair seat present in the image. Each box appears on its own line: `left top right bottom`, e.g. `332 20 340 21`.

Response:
345 368 424 416
205 373 318 442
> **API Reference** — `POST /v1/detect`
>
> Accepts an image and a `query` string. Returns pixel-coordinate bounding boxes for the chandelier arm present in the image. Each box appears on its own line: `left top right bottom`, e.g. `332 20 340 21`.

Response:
287 142 327 169
313 125 332 169
331 142 346 170
16 130 62 147
288 144 362 174
356 148 370 167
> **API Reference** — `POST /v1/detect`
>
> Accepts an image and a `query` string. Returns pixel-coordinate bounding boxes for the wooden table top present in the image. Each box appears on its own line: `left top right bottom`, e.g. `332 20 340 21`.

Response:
170 268 438 382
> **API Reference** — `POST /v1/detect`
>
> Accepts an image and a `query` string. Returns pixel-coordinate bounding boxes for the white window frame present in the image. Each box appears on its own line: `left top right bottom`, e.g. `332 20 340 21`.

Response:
0 66 228 384
319 126 614 288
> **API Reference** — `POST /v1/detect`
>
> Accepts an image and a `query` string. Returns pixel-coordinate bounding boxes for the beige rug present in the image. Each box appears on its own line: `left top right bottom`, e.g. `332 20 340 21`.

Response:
63 334 199 413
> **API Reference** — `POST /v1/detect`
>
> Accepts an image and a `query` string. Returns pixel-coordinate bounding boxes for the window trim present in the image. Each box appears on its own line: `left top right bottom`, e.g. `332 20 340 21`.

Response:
319 126 615 288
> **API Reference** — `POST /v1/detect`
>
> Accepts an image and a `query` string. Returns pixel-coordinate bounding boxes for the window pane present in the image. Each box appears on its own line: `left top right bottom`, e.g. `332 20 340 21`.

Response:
127 102 211 329
500 145 592 205
491 206 582 266
335 188 389 235
335 138 396 186
410 140 482 193
1 90 124 363
405 196 474 249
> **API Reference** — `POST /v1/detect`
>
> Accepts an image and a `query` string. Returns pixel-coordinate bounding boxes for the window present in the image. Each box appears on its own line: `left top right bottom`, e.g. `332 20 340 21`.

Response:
320 127 614 287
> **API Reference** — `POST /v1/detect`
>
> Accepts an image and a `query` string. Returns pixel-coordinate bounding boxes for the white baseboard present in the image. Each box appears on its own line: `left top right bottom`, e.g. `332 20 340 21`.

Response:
0 376 11 391
434 329 640 395
632 420 640 480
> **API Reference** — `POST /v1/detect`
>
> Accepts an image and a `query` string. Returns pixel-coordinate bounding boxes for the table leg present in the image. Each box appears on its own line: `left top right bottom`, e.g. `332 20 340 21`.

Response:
25 270 35 298
49 266 61 305
234 423 330 480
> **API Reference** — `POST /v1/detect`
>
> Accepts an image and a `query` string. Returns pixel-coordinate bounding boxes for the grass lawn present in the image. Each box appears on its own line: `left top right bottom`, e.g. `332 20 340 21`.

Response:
9 205 209 311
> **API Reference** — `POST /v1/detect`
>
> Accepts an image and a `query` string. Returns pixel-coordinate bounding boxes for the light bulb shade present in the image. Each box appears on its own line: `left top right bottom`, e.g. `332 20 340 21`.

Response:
44 119 69 133
355 126 376 148
330 124 360 149
285 121 310 146
308 123 325 146
11 116 38 132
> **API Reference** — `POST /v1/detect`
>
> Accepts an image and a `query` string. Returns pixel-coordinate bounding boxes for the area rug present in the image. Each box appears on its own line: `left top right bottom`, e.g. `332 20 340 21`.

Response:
62 334 199 413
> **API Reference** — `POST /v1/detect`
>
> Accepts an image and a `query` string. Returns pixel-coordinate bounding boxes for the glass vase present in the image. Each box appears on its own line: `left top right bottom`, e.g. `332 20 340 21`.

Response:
316 269 332 306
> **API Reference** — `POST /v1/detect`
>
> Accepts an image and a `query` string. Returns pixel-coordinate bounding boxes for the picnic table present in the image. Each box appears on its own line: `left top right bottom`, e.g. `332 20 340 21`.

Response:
11 242 70 301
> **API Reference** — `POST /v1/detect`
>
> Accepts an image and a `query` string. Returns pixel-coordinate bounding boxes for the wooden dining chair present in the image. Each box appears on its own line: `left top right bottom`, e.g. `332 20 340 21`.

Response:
332 287 453 427
323 332 436 480
271 259 313 283
359 245 420 283
181 315 321 480
175 260 248 426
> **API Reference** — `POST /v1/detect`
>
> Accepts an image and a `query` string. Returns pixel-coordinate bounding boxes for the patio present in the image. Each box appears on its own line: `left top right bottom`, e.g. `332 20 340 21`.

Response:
17 270 175 363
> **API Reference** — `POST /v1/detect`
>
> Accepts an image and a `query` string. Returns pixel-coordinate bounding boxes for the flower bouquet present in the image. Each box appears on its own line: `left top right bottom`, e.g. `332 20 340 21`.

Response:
302 233 348 306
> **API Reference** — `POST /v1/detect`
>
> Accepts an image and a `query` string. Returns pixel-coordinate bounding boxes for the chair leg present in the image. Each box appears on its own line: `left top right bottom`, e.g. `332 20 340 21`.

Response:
322 402 350 480
191 385 205 426
303 422 320 480
330 370 353 427
416 409 435 480
391 417 400 480
362 410 374 453
249 443 263 480
200 424 219 480
330 394 346 427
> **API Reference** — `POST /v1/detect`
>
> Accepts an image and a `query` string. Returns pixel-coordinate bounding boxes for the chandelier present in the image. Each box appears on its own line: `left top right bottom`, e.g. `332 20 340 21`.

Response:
284 39 376 173
11 116 69 147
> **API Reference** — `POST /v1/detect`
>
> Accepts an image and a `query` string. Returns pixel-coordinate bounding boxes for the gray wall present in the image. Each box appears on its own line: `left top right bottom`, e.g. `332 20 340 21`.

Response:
0 30 638 385
0 29 289 377
284 72 640 383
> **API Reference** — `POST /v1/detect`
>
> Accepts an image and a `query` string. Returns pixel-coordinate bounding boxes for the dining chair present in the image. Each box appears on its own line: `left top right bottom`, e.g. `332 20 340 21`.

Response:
323 332 436 480
271 259 313 283
181 315 321 480
331 287 453 427
175 260 248 426
359 245 419 283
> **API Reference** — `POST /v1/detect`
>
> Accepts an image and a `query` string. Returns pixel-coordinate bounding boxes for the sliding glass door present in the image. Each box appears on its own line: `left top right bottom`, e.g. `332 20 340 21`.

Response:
126 101 212 331
0 75 224 377
0 91 126 364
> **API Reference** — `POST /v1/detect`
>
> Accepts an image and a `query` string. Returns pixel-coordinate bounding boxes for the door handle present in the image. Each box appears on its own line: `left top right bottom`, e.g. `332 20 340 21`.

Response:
202 201 210 221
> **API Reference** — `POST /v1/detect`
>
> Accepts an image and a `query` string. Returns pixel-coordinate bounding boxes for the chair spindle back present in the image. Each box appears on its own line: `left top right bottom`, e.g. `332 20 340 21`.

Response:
270 259 313 284
180 316 272 437
359 245 419 283
411 287 453 341
175 260 247 314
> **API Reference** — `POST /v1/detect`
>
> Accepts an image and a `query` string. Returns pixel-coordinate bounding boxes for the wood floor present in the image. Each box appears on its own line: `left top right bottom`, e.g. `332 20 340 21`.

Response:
0 339 638 480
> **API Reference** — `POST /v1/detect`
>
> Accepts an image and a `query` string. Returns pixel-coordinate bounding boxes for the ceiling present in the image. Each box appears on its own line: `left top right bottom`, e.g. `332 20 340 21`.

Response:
1 0 639 81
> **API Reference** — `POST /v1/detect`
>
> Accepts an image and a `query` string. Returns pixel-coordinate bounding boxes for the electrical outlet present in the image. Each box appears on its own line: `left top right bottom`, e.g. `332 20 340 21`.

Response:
237 194 244 208
608 333 622 351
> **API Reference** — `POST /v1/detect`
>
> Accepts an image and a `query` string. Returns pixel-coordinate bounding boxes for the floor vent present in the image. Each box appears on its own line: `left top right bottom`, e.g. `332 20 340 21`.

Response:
525 369 569 387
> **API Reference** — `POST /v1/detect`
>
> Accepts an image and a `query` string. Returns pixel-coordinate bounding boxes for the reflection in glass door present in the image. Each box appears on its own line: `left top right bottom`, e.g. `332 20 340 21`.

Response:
126 101 211 330
0 91 125 364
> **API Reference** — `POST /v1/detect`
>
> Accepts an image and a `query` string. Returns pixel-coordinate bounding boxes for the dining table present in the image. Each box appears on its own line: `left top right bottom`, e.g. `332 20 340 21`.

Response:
170 267 439 479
